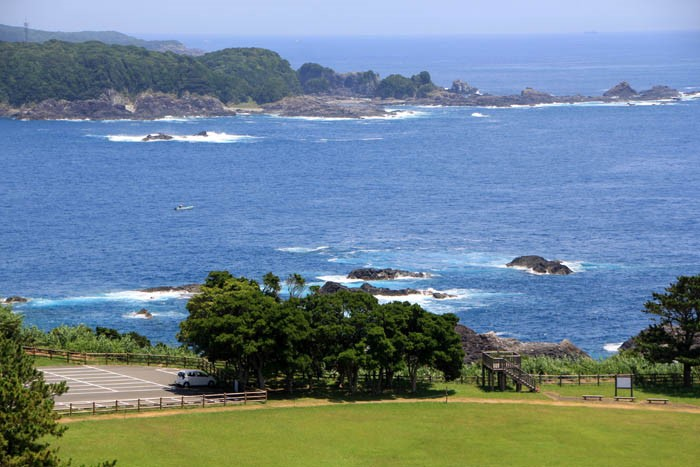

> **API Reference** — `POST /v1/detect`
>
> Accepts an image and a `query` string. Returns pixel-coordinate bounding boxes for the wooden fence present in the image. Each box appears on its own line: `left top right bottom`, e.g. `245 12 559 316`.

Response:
54 390 267 416
24 346 210 368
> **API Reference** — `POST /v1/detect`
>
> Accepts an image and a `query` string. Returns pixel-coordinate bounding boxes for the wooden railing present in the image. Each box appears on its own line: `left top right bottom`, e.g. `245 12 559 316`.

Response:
54 390 267 416
503 361 538 391
24 346 209 368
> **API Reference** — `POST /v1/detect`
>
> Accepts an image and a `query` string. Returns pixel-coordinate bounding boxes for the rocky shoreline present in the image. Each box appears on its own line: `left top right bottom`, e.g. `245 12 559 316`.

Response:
2 81 696 121
455 324 589 363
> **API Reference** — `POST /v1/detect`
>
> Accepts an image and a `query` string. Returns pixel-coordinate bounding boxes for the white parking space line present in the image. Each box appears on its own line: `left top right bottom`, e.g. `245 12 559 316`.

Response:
41 366 172 396
82 366 169 388
41 369 117 392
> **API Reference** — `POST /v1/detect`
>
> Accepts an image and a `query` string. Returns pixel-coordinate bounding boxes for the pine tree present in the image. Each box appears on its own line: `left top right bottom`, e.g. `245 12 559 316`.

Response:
0 304 68 466
636 275 700 387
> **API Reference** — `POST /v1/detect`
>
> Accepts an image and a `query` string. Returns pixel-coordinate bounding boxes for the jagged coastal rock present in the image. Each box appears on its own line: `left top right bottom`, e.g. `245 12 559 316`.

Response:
603 81 638 99
449 80 480 96
2 81 688 120
140 284 202 294
318 281 455 299
261 95 389 118
134 308 153 319
8 90 237 120
3 295 29 304
455 324 589 363
347 268 430 281
506 256 573 275
142 133 174 142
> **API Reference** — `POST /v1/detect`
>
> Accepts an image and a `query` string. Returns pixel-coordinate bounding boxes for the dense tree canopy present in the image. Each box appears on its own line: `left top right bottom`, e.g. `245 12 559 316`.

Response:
0 41 300 106
635 275 700 386
178 271 464 393
375 71 437 99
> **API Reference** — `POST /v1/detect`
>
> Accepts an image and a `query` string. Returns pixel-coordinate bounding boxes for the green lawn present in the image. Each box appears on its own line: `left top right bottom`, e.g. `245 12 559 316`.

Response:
56 402 699 466
541 381 700 406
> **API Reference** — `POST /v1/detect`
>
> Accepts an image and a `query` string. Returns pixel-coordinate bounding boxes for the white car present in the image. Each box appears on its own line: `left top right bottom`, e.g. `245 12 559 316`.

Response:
175 369 216 388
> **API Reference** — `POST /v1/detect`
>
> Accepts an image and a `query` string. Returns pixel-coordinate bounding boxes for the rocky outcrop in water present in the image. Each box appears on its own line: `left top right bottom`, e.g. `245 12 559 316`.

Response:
7 90 236 120
3 296 29 304
449 80 480 96
455 324 589 363
134 308 153 319
506 256 572 275
140 284 202 294
261 95 390 118
142 133 174 141
347 268 429 281
603 81 638 99
318 281 455 299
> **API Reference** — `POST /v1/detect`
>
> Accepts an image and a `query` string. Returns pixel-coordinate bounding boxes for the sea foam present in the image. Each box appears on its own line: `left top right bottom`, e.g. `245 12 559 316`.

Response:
277 246 330 254
105 131 258 143
604 342 623 352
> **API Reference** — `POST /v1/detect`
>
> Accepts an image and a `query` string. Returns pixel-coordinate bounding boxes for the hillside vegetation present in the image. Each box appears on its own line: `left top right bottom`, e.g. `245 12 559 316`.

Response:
0 40 300 106
0 39 437 109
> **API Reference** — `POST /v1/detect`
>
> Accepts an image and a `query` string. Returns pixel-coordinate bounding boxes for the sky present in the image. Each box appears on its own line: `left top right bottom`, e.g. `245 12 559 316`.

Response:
2 0 699 37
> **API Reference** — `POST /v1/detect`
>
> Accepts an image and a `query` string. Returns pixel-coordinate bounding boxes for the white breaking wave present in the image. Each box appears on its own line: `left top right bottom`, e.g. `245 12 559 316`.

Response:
561 261 585 273
105 290 195 301
373 288 470 306
362 110 426 120
27 290 193 307
105 132 258 143
604 342 623 352
315 273 431 284
123 309 187 319
471 112 488 118
277 246 330 254
316 275 368 284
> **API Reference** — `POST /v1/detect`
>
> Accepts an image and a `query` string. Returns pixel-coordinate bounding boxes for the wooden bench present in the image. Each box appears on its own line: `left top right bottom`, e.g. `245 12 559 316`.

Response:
582 395 604 401
646 398 669 404
614 396 636 402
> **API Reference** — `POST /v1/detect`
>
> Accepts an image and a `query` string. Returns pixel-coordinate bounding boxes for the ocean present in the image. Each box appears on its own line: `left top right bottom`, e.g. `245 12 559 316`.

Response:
2 32 699 357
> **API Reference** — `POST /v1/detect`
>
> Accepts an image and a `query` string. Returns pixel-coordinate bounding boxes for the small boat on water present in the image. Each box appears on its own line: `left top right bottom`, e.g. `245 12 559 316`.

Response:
175 204 194 211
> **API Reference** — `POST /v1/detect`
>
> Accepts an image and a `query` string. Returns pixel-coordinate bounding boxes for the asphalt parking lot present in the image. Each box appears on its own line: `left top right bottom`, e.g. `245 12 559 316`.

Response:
42 365 217 404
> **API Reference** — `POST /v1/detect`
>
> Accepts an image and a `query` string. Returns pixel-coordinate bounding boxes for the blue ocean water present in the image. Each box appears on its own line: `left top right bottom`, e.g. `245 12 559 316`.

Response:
2 33 699 357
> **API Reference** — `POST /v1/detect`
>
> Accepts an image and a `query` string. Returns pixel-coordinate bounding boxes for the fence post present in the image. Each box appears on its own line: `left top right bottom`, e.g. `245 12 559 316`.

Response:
92 402 96 415
69 403 73 416
201 395 205 408
244 392 248 405
115 400 118 413
224 393 227 407
160 397 163 410
181 396 184 409
559 375 562 386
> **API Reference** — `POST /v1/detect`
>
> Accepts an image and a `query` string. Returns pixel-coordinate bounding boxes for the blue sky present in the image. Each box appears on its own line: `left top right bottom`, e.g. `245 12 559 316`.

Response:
3 0 699 36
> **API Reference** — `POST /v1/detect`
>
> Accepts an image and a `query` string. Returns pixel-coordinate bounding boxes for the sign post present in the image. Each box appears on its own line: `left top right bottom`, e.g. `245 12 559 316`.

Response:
615 374 633 397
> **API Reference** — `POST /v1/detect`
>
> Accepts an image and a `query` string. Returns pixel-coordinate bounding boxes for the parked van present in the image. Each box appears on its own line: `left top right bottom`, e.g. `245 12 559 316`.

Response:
175 369 216 388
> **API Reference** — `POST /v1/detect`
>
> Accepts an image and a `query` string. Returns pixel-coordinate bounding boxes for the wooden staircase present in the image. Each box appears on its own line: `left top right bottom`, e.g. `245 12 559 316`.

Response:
482 351 538 392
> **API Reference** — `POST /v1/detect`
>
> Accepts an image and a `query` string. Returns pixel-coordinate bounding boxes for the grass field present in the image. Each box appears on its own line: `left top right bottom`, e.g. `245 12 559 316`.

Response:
539 382 700 406
56 401 699 466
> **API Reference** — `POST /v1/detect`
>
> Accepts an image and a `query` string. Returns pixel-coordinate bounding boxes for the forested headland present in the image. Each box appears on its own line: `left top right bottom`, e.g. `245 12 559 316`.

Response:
0 38 440 118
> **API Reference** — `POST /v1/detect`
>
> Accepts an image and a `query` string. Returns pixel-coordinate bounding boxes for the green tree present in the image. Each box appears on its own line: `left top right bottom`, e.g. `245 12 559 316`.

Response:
178 271 280 389
285 273 306 299
375 74 417 99
0 304 68 466
635 275 700 387
262 272 281 299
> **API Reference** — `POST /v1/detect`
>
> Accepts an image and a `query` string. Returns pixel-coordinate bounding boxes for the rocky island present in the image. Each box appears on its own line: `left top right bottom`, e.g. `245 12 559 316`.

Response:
1 38 695 120
318 281 456 299
506 256 573 275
